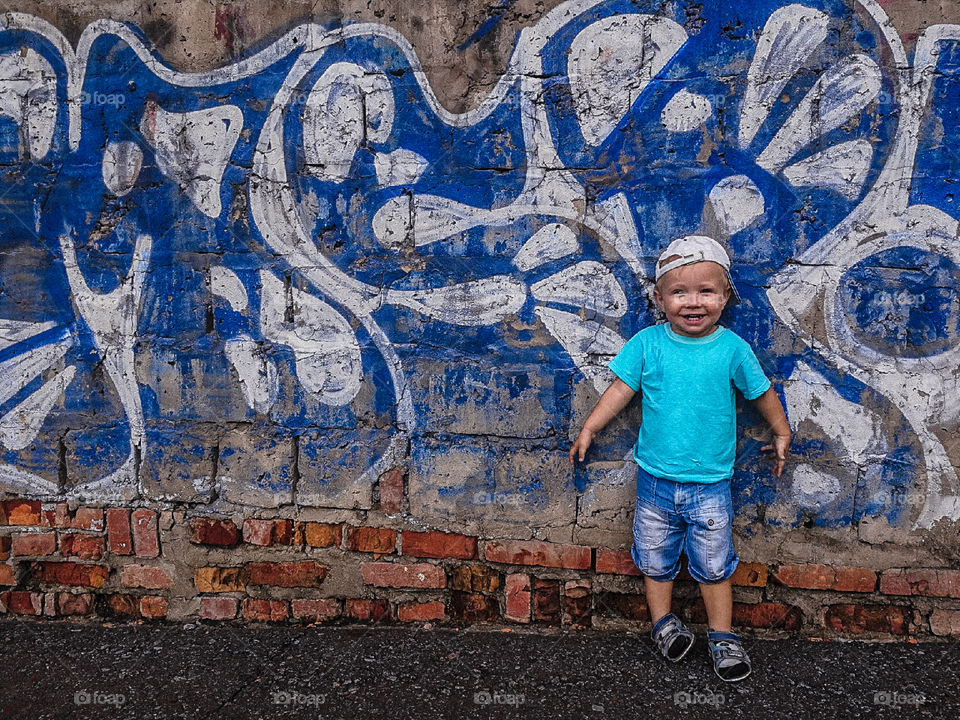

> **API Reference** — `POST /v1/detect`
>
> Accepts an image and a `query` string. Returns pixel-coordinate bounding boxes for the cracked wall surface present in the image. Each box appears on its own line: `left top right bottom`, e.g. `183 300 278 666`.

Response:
1 0 959 583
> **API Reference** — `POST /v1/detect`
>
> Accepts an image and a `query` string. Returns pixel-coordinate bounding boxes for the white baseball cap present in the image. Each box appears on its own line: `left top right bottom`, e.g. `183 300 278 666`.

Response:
655 235 741 305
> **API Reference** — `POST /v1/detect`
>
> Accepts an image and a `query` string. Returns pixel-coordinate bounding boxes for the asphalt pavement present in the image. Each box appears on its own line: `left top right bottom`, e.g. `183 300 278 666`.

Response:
1 619 957 719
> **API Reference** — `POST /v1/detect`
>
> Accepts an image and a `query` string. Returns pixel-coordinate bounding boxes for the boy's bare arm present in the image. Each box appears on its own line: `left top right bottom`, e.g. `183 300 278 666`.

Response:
752 386 791 477
569 378 637 464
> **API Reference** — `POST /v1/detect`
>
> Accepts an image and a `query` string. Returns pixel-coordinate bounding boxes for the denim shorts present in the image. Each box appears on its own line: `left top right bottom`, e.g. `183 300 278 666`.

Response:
630 465 739 584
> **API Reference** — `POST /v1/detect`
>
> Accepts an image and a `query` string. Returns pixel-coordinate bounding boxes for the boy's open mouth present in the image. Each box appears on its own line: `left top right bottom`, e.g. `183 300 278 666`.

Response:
681 314 706 322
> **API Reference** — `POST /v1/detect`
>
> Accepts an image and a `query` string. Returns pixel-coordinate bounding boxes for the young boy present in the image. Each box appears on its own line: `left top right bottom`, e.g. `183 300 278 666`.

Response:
569 235 790 682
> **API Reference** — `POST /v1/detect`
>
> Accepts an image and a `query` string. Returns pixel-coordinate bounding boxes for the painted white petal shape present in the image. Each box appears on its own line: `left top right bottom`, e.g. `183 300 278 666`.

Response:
757 54 881 174
661 90 712 133
784 361 880 464
374 148 429 187
535 306 626 394
210 266 248 312
259 271 362 406
0 48 57 160
224 336 278 414
791 463 843 509
0 334 73 406
589 193 645 279
387 276 526 326
0 366 76 450
304 62 394 183
531 261 627 317
141 102 243 217
569 14 687 146
0 319 57 351
372 194 490 250
738 4 830 148
781 139 873 199
102 141 143 196
513 223 579 271
708 175 765 236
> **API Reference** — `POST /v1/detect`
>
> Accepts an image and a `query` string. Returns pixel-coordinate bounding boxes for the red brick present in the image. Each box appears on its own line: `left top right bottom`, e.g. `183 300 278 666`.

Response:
450 592 498 622
245 561 328 588
825 604 912 635
596 592 650 622
243 519 274 546
3 500 41 526
105 508 133 555
3 590 42 615
189 517 240 547
140 596 168 619
379 467 405 515
361 562 445 589
689 600 802 630
595 548 641 576
345 526 396 555
273 519 294 545
563 579 592 628
97 593 139 619
195 567 246 593
200 596 238 620
774 564 876 593
120 564 173 589
291 598 341 622
132 510 160 558
0 535 10 560
505 574 531 623
449 565 500 593
398 600 445 622
58 592 94 616
43 592 56 617
346 598 390 622
402 531 477 560
484 540 591 570
879 568 960 599
31 561 109 587
11 532 57 556
930 610 960 637
72 507 104 531
303 523 341 548
532 578 561 624
40 503 70 529
0 563 15 586
731 562 769 588
242 598 289 622
60 533 105 560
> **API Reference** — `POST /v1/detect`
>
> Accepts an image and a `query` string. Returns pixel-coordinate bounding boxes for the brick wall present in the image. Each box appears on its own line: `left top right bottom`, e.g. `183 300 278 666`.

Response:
1 0 960 639
2 494 958 639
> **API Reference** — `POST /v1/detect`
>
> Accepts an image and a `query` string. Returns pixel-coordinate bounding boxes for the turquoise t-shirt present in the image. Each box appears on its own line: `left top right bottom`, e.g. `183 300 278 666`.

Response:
607 323 771 483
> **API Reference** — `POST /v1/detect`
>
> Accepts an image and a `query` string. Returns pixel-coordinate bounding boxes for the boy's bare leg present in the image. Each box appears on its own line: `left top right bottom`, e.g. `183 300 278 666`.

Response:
643 576 674 623
699 578 733 632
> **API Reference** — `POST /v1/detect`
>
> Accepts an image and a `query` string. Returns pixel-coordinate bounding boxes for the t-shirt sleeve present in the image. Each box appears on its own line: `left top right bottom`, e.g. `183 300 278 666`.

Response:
732 346 771 400
607 331 644 391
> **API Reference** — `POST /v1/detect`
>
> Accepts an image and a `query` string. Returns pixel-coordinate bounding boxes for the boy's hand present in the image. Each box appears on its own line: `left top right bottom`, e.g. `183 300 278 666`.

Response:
569 428 596 464
761 433 791 478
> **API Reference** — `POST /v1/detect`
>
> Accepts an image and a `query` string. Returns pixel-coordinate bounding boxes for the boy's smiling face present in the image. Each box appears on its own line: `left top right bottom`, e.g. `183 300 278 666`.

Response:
653 260 731 338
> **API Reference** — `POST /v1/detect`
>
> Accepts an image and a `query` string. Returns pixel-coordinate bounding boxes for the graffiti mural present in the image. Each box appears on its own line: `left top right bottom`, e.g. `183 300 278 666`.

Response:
0 1 958 531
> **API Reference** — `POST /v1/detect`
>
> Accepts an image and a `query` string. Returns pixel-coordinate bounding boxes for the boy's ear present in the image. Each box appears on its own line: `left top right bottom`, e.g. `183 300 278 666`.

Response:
652 285 663 310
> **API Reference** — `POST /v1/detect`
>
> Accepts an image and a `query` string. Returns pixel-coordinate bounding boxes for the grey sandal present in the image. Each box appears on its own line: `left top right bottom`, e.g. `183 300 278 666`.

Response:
707 629 752 681
651 613 694 662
